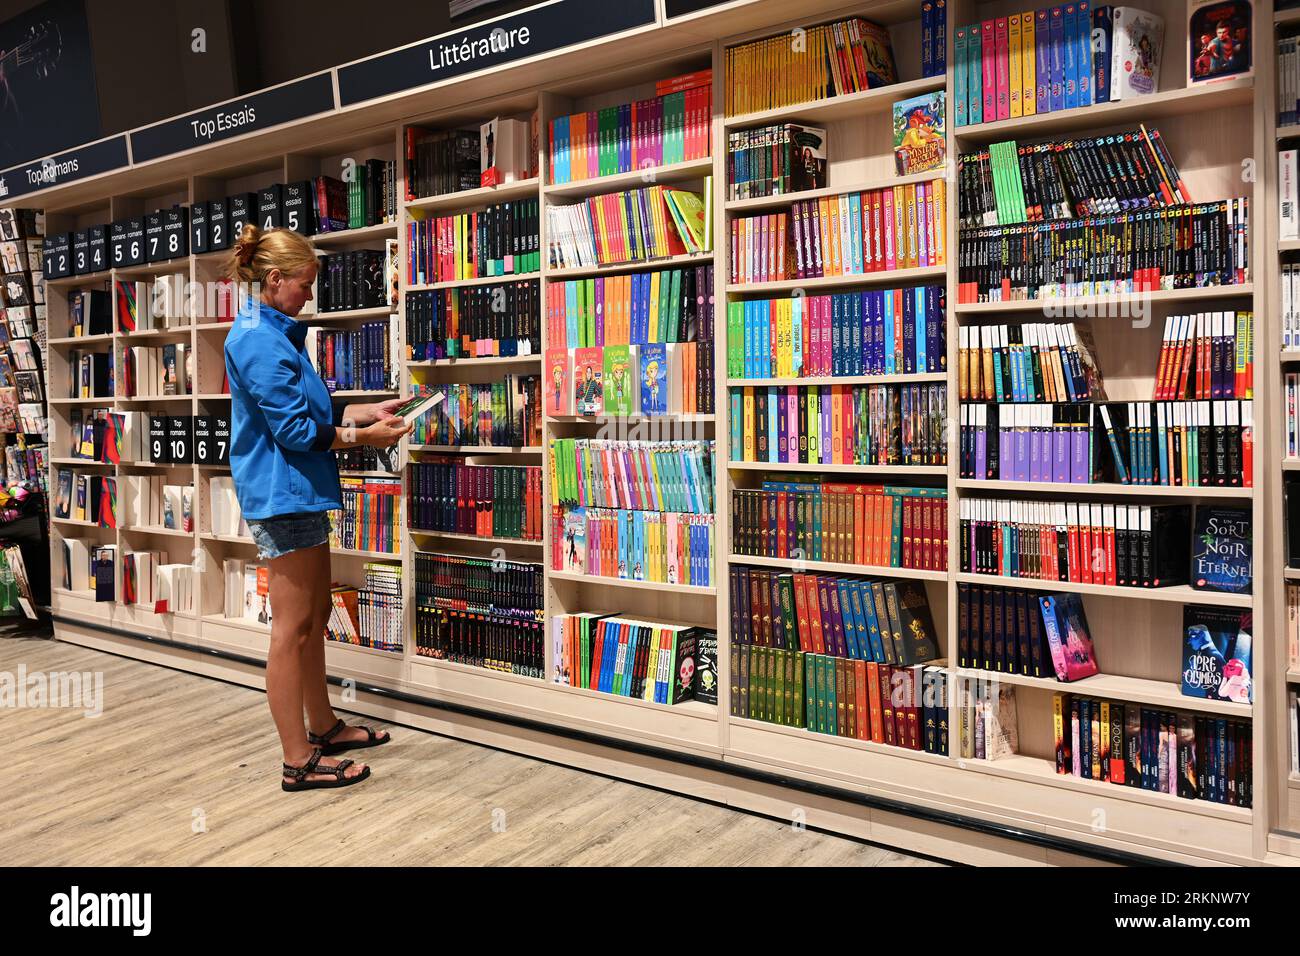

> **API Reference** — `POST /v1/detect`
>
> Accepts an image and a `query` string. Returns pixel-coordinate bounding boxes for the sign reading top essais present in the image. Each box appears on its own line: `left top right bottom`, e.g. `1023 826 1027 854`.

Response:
0 135 130 201
337 0 656 106
130 73 336 164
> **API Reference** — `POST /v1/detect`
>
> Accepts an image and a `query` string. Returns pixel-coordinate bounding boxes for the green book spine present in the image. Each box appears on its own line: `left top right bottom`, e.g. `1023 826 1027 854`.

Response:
774 649 786 725
793 653 805 728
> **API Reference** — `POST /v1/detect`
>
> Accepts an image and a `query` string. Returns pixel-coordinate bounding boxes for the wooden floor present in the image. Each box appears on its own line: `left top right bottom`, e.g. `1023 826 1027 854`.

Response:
1 635 946 866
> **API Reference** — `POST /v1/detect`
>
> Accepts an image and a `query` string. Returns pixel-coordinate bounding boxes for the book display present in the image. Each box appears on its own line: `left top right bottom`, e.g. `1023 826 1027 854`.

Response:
21 0 1300 866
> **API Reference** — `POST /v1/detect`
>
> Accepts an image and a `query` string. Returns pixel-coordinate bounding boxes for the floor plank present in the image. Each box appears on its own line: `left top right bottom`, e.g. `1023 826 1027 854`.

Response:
0 635 946 867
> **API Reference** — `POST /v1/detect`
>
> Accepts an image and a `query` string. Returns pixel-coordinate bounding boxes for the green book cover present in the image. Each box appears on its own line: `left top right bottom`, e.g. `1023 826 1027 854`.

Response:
804 652 816 730
777 574 799 651
602 345 635 416
792 653 805 729
774 649 786 725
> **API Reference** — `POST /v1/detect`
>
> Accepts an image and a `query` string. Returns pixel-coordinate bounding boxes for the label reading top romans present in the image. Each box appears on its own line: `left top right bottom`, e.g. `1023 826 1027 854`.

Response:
337 0 657 106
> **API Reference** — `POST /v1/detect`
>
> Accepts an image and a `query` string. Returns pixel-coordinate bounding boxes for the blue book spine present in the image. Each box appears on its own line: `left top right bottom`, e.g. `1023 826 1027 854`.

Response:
871 291 885 374
914 286 927 374
1092 5 1112 103
967 23 984 124
849 192 864 273
831 295 843 377
955 27 969 126
921 1 934 77
743 300 754 379
883 289 896 375
902 289 916 374
1075 0 1092 105
1049 7 1066 113
851 293 864 375
1035 11 1052 113
1063 4 1079 110
935 0 947 73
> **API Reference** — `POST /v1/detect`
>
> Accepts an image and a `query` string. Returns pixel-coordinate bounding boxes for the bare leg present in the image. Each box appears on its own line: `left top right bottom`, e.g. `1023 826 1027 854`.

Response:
266 543 364 782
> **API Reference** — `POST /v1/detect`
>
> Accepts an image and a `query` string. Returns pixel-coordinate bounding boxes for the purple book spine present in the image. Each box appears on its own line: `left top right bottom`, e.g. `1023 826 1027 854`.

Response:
821 386 832 464
1014 421 1030 482
1053 429 1070 483
1071 422 1089 483
595 279 605 346
998 425 1012 480
976 420 988 479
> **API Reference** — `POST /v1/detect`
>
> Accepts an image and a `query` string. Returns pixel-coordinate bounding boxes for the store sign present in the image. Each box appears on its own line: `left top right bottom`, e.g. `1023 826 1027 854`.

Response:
0 136 129 200
129 73 336 164
337 0 657 106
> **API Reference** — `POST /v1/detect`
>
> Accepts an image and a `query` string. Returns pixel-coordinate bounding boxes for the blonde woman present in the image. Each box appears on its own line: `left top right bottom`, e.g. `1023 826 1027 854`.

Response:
224 225 410 791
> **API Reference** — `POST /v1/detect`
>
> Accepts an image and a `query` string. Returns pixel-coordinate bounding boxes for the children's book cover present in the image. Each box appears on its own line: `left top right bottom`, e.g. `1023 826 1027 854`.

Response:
892 91 946 175
562 508 587 573
545 348 572 416
573 347 604 416
1189 505 1252 593
602 344 635 416
1182 605 1252 702
639 343 668 416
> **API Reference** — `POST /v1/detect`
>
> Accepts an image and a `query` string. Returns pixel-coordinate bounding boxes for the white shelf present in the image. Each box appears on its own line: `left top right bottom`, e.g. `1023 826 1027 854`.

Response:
955 285 1255 314
406 176 539 212
409 529 542 547
202 612 270 636
121 525 194 538
954 668 1252 718
726 75 944 128
955 479 1252 499
547 570 716 595
726 264 945 293
408 444 542 454
724 170 943 212
48 333 114 346
309 222 398 246
730 553 946 581
407 354 540 367
407 271 540 292
545 157 713 200
547 252 712 280
953 572 1252 607
727 460 946 475
306 306 396 322
332 546 402 560
729 373 945 387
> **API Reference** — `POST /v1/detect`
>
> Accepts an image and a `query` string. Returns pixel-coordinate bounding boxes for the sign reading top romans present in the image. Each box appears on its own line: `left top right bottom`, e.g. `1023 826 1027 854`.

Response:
129 73 336 165
337 0 657 107
0 135 130 201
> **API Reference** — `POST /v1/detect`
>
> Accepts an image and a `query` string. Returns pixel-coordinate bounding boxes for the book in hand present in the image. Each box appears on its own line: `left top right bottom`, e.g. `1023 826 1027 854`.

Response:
1182 605 1252 703
390 391 444 426
1189 505 1251 593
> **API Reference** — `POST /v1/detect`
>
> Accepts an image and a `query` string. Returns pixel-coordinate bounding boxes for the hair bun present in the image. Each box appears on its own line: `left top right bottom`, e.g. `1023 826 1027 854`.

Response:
235 223 262 265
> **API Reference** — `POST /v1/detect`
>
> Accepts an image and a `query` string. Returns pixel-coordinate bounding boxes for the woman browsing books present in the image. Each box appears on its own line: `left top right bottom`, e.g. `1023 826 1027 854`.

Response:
223 225 411 792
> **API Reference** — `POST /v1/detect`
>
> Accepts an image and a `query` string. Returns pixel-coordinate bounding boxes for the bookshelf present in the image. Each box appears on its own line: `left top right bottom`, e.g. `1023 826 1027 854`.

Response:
21 0 1300 866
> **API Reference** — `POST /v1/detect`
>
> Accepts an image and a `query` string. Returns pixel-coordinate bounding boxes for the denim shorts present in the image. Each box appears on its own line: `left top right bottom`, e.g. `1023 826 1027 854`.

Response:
246 512 332 561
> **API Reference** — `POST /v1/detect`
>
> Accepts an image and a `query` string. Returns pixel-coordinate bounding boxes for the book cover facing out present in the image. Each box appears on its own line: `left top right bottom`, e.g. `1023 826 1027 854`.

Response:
544 348 572 416
694 632 718 704
1039 592 1100 681
639 343 668 416
1188 0 1252 85
1182 605 1252 702
1189 505 1251 593
892 91 946 175
602 344 635 416
573 347 604 416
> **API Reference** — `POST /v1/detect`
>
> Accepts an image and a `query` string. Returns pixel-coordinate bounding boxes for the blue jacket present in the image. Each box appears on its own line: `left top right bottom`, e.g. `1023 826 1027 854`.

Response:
224 300 341 520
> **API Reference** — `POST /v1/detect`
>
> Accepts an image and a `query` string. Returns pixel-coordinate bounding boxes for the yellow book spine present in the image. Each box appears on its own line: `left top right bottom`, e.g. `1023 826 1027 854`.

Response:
932 178 947 266
743 386 755 461
1009 14 1023 118
1052 693 1064 771
906 184 918 270
817 196 833 276
1021 11 1036 116
644 632 660 701
893 186 906 272
832 387 843 465
828 194 842 276
648 270 661 341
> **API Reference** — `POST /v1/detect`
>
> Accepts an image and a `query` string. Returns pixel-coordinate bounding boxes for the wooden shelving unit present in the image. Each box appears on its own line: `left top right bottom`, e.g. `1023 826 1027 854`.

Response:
22 0 1294 867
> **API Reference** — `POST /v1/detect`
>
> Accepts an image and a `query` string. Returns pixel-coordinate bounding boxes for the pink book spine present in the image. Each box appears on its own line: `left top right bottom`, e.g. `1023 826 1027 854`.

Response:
820 296 833 376
883 189 896 272
787 387 799 459
981 20 997 124
995 17 1010 121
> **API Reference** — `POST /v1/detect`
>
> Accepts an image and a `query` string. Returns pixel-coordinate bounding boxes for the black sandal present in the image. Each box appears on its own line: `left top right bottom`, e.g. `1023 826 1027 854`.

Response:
308 717 391 755
281 747 371 792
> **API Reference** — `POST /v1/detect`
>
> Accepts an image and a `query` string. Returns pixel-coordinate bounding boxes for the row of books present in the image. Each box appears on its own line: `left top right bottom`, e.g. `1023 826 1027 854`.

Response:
222 558 272 626
956 200 1251 302
728 383 948 467
413 552 543 619
405 280 540 361
60 540 113 597
727 286 947 379
116 276 237 332
723 17 898 116
119 475 192 532
956 677 1018 760
406 198 541 285
730 181 948 283
405 117 538 201
547 73 712 185
725 123 827 202
407 377 542 449
953 5 1164 129
551 614 708 705
553 507 714 587
957 322 1102 404
315 249 388 314
958 128 1190 227
544 341 714 417
1 440 47 491
70 288 111 336
545 184 710 271
52 471 115 526
407 461 542 541
326 564 403 652
730 566 941 665
732 483 948 571
328 477 402 554
959 400 1254 488
67 350 111 399
958 582 1096 678
283 166 397 235
548 438 714 514
1052 694 1252 806
123 344 193 397
208 476 247 538
1282 374 1300 461
306 321 397 394
1276 264 1300 351
414 605 544 677
1277 39 1300 127
1153 311 1253 400
734 646 949 755
959 499 1251 592
546 263 715 350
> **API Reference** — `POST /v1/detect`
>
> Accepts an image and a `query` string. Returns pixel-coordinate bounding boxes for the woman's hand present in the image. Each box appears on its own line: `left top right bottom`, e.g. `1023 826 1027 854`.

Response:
358 416 412 449
344 398 406 427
